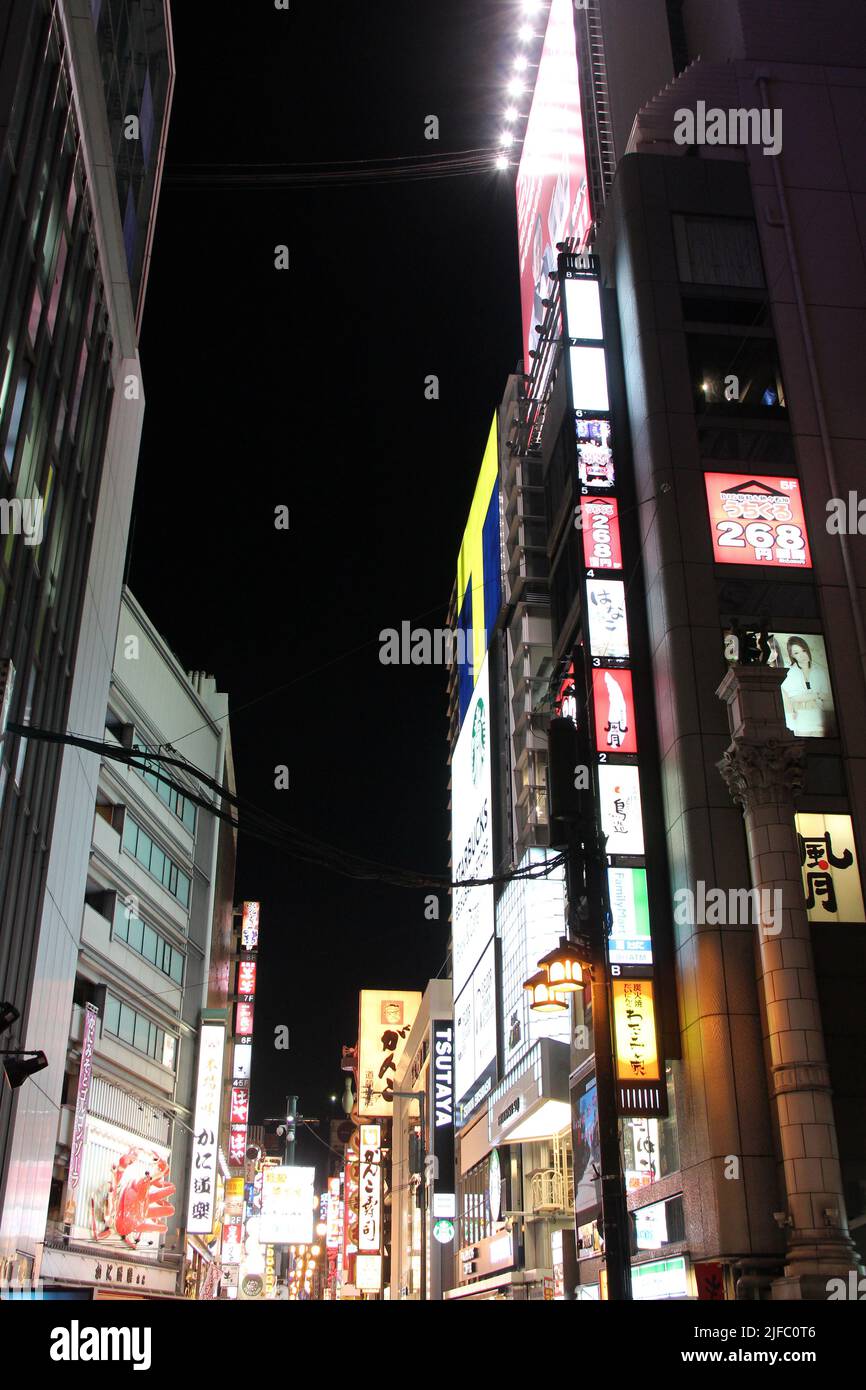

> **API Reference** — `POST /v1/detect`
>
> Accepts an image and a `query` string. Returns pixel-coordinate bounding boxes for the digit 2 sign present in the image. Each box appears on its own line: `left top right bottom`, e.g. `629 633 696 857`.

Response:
704 473 812 569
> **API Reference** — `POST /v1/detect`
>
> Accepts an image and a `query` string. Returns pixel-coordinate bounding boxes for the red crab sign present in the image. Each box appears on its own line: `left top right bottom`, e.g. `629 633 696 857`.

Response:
92 1146 176 1249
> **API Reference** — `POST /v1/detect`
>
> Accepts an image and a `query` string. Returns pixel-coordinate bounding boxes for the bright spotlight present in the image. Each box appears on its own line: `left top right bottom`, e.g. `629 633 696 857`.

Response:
504 106 519 122
514 55 529 72
507 77 525 96
518 24 534 43
495 154 509 171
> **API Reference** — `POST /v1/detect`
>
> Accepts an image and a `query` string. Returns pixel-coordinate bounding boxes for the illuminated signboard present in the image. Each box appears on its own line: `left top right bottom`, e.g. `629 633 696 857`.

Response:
515 0 591 374
451 657 494 1001
613 979 660 1083
237 959 257 996
432 1020 456 1206
232 1042 252 1081
795 813 865 924
592 667 636 754
570 346 610 413
455 419 502 719
586 579 629 660
235 1001 254 1037
725 629 837 739
358 1125 382 1254
607 866 652 966
355 1254 382 1292
230 1086 250 1127
187 1022 225 1234
241 900 260 949
221 1217 243 1267
624 1116 660 1192
357 990 422 1117
704 473 812 568
572 1072 600 1226
260 1166 315 1245
454 936 496 1111
598 764 645 857
229 1127 247 1167
581 497 622 571
576 418 614 491
326 1177 342 1249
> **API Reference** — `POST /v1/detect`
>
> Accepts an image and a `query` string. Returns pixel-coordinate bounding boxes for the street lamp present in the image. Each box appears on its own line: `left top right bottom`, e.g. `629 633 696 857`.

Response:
523 970 569 1014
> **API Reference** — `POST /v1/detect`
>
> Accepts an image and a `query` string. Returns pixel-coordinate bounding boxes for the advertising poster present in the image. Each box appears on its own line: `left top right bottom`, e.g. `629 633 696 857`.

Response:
453 983 475 1106
586 579 629 660
726 629 836 739
704 473 812 568
592 667 636 753
571 1073 600 1226
451 656 494 1000
357 989 422 1116
576 418 615 491
795 813 866 923
598 764 645 856
581 496 622 572
515 0 591 373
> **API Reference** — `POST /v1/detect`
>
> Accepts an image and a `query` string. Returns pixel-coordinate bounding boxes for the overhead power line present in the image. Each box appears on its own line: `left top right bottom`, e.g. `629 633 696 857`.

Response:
7 722 565 893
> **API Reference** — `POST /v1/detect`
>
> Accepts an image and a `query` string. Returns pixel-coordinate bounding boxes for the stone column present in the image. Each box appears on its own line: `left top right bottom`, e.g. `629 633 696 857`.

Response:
716 664 861 1299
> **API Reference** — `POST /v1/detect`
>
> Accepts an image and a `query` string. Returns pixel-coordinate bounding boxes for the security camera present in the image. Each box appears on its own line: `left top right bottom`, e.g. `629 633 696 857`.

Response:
772 1210 791 1228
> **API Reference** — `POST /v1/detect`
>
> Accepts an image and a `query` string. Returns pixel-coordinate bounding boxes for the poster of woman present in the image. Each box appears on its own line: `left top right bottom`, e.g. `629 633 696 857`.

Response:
770 633 837 738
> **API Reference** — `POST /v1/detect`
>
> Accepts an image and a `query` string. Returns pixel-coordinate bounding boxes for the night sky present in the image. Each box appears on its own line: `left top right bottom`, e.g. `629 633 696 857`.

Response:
130 1 522 1177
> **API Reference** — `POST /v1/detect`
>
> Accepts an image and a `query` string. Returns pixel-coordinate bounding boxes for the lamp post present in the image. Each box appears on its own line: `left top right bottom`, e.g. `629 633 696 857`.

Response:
531 705 633 1301
391 1089 427 1301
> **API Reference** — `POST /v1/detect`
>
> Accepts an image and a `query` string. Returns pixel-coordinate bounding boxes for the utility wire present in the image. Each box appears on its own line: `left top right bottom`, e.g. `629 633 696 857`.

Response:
7 723 566 893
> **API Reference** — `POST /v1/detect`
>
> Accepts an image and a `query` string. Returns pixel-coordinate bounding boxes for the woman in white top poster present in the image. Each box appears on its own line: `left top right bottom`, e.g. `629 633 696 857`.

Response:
777 635 835 738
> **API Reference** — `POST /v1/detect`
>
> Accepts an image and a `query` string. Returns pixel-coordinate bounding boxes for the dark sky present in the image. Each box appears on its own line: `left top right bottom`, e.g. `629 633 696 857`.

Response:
131 0 521 1178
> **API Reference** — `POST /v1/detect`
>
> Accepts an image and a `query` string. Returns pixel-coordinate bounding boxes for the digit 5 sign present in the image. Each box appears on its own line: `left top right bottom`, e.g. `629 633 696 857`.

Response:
704 473 812 568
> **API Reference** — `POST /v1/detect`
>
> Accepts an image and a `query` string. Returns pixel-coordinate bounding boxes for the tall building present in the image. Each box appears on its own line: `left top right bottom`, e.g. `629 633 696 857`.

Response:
469 0 866 1301
0 1 174 1276
34 588 234 1300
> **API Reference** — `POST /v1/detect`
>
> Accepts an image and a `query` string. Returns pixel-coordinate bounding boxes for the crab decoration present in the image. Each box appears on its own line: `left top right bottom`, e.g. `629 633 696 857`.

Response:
93 1146 176 1249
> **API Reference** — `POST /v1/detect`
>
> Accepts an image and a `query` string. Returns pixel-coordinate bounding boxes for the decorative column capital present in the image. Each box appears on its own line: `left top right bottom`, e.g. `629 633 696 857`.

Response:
717 738 805 811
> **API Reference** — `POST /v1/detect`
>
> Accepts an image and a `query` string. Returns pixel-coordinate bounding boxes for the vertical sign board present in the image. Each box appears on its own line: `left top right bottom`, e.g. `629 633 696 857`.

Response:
357 1125 382 1255
66 1002 98 1216
187 1022 226 1233
357 990 422 1117
431 1021 455 1207
562 258 665 1116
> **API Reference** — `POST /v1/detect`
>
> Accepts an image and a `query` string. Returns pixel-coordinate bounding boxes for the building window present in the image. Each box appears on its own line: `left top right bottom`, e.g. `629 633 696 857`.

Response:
673 216 765 289
103 990 176 1069
121 813 191 907
132 739 197 833
688 335 786 414
112 900 185 984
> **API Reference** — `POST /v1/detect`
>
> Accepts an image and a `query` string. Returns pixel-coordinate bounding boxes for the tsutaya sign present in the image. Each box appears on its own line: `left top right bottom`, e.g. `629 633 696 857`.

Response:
431 1020 455 1225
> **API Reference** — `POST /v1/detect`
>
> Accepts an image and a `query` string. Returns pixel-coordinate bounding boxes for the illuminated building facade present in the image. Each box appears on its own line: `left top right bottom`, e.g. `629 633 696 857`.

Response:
449 0 866 1301
0 0 173 1275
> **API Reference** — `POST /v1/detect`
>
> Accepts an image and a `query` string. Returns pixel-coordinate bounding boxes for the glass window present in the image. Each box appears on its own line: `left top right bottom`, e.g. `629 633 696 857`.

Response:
176 870 190 908
162 1033 176 1070
142 924 158 964
128 915 144 953
104 995 120 1035
169 949 184 984
133 1013 150 1054
4 365 31 471
118 1004 135 1044
113 904 129 942
673 216 765 288
148 843 165 885
122 817 138 855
